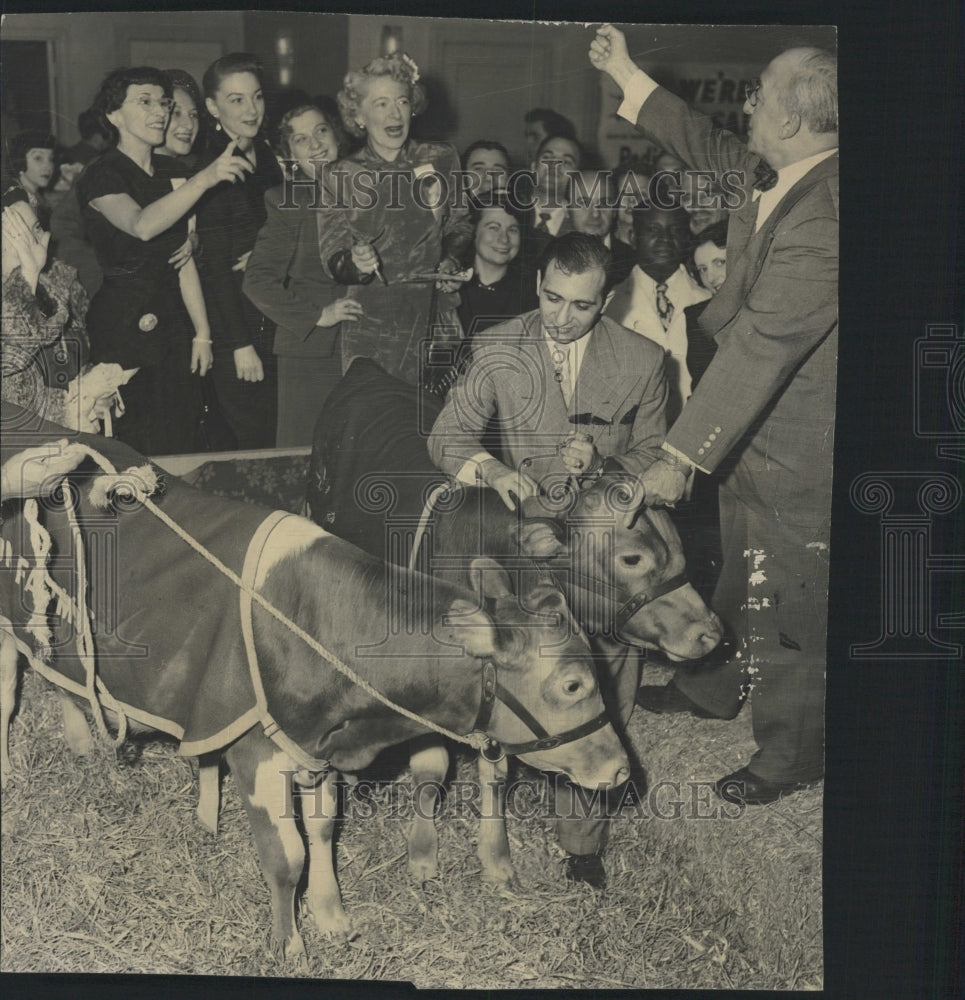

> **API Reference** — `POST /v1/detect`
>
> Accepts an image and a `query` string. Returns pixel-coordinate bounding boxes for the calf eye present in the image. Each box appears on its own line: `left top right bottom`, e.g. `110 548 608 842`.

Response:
621 554 642 567
563 678 583 695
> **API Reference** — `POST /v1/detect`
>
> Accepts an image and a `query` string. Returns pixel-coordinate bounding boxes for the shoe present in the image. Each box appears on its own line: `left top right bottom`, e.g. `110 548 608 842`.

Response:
634 680 726 719
714 765 822 806
564 852 607 890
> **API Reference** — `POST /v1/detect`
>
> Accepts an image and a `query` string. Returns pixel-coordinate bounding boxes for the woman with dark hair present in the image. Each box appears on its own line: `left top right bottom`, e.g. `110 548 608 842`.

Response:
318 51 472 387
4 129 56 229
75 65 253 454
194 52 283 450
158 69 202 168
686 219 728 389
457 193 535 342
243 103 362 446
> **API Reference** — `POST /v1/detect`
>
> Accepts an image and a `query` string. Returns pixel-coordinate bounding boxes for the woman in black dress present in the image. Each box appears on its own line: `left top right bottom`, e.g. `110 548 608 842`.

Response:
76 66 252 455
195 53 283 450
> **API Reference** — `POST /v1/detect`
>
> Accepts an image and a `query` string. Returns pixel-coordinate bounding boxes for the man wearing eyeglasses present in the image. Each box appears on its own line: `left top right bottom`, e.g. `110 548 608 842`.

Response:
590 25 838 806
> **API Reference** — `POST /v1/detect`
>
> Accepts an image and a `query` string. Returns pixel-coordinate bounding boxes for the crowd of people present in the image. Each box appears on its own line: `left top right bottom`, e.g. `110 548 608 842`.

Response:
2 25 837 887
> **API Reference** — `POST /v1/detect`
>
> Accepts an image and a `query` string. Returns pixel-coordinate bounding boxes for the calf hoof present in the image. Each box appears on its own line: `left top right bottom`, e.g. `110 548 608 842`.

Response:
63 718 93 757
480 861 519 890
407 854 439 883
309 903 356 941
270 929 307 968
564 852 607 890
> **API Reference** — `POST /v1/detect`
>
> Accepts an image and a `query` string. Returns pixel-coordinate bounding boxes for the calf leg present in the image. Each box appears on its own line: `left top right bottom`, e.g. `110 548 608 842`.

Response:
477 753 517 887
226 730 307 963
301 770 353 939
407 735 448 881
57 689 93 757
0 620 18 788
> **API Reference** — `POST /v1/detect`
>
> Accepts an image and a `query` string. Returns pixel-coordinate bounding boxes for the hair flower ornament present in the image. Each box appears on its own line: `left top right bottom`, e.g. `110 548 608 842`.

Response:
401 54 420 84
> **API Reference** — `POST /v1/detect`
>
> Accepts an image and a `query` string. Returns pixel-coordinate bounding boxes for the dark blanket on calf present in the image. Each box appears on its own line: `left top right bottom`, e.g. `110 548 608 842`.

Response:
308 358 449 562
1 401 296 755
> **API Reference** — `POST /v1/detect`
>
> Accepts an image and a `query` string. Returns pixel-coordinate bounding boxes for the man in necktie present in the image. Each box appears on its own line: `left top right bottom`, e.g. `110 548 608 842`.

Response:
605 202 711 422
428 231 669 886
591 25 838 806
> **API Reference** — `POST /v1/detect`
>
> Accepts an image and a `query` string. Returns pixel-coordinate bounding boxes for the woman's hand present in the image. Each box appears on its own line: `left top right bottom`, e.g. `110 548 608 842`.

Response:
2 205 50 289
231 250 252 272
435 257 472 294
167 235 194 270
233 344 264 382
1 440 86 499
191 337 214 375
317 298 364 327
349 241 380 276
200 139 254 189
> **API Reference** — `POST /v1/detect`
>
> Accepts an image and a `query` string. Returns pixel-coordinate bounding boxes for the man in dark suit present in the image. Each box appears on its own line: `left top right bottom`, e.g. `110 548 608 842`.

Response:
568 169 636 286
590 25 838 805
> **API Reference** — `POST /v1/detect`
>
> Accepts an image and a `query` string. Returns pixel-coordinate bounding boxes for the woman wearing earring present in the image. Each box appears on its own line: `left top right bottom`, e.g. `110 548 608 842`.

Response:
75 66 253 455
317 52 472 387
4 130 56 230
194 53 283 450
243 104 363 446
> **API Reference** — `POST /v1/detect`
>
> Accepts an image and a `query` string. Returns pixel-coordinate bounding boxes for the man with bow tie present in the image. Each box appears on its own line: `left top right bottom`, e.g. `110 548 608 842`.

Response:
590 25 838 806
428 231 668 511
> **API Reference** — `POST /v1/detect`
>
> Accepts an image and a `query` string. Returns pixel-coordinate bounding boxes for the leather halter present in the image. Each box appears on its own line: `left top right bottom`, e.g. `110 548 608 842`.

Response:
613 571 690 634
469 659 611 760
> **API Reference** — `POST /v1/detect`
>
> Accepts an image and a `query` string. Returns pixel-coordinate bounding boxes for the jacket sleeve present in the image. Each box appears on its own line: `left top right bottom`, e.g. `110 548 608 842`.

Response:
636 86 758 181
665 200 839 471
428 346 499 475
243 193 332 340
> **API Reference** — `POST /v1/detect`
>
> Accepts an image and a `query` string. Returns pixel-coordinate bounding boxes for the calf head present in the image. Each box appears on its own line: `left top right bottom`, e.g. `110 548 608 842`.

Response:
519 479 722 660
448 557 629 790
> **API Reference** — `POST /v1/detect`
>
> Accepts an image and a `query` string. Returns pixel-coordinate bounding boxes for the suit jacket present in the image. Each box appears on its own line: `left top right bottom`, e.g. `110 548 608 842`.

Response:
634 87 838 528
428 311 668 484
608 236 637 287
243 183 343 360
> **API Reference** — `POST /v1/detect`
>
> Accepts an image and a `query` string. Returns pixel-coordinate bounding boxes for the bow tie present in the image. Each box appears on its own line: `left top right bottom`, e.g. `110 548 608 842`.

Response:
753 160 779 192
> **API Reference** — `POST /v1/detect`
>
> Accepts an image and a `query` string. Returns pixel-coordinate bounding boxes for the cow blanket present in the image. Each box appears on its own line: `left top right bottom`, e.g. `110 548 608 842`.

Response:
1 402 326 756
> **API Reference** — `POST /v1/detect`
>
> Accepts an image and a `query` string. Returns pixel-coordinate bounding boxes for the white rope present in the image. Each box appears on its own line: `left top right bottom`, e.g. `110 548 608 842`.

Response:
407 483 457 573
73 446 489 753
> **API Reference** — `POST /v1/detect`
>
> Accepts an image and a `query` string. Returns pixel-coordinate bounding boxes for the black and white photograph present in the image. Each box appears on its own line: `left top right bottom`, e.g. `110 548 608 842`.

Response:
0 3 961 998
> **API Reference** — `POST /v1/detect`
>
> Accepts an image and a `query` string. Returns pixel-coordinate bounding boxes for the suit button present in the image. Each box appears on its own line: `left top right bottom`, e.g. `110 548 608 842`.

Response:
709 433 717 441
714 426 722 433
702 440 711 449
698 447 706 455
521 458 532 467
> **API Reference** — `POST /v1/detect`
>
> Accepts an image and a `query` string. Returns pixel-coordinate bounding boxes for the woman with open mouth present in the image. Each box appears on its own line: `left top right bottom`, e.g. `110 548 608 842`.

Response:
243 103 363 446
75 65 253 455
317 51 472 388
194 52 283 451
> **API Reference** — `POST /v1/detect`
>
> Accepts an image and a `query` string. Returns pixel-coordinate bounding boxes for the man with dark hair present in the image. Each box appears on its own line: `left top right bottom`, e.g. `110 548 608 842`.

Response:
605 202 711 422
429 230 667 510
461 139 511 197
429 230 669 886
568 168 637 287
591 26 838 805
523 106 577 160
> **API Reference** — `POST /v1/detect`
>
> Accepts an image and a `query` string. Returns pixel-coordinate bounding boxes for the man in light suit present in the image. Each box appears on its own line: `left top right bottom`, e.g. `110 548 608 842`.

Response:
428 232 668 509
429 232 669 888
590 26 838 805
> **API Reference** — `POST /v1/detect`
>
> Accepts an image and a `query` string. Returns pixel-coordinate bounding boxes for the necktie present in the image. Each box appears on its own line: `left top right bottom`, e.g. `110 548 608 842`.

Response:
536 211 552 233
656 282 674 331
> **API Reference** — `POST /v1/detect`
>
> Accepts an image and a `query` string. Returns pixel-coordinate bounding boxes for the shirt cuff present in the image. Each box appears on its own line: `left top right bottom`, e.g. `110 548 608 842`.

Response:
455 451 496 486
661 442 710 476
617 70 660 124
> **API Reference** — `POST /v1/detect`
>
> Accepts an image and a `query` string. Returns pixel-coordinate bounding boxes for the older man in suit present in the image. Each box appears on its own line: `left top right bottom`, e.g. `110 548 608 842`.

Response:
590 26 838 805
429 231 668 887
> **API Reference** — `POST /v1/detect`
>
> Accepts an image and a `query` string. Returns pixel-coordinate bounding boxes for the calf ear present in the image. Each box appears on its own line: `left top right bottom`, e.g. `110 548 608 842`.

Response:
442 598 496 657
518 519 566 559
469 556 513 600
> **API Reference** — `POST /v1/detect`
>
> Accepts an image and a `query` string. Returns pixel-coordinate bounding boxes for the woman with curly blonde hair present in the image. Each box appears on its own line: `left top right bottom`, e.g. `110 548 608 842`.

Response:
318 52 472 387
